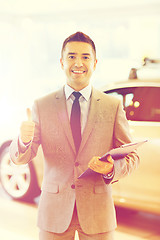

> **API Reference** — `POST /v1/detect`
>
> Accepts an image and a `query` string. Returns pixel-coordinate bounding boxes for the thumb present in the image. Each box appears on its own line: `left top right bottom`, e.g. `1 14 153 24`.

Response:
26 108 32 121
106 154 114 164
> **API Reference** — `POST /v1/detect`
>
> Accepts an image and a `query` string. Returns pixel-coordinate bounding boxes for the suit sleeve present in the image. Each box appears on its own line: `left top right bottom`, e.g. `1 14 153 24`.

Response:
111 100 140 182
9 102 41 165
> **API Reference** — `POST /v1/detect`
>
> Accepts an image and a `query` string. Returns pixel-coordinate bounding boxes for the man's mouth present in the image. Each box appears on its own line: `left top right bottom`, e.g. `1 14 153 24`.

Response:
71 70 85 74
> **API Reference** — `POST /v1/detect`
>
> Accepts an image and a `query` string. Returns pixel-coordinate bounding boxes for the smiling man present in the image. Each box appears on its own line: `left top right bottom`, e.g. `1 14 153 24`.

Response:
60 40 97 91
10 32 139 240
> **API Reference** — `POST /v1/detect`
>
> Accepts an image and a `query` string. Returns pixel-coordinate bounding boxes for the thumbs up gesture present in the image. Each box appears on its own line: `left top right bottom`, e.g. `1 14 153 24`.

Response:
20 108 35 144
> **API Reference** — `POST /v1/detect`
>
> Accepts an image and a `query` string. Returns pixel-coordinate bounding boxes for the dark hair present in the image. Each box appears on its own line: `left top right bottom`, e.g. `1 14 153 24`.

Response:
61 31 96 57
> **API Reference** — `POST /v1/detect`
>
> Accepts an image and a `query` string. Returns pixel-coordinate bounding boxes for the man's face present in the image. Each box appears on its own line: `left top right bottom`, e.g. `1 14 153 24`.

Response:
60 41 97 91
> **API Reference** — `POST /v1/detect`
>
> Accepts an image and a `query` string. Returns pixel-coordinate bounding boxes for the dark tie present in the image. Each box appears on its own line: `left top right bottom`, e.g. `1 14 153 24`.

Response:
70 92 82 152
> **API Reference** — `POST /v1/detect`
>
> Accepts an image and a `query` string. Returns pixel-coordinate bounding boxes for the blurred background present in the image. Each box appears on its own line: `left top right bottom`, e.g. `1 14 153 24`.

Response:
0 0 160 137
0 1 160 240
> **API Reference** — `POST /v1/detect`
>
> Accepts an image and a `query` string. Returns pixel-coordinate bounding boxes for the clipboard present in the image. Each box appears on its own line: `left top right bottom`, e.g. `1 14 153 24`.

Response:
78 140 148 179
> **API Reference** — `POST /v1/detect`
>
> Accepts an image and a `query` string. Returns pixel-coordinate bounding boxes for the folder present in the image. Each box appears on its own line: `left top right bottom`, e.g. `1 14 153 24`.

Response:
78 140 148 179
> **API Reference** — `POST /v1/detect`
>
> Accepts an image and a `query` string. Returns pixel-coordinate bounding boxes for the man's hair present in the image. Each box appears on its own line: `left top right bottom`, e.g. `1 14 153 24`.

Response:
61 31 96 57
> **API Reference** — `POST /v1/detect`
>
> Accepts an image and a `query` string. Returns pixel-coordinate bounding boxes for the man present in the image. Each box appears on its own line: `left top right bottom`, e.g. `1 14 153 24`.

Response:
10 32 139 240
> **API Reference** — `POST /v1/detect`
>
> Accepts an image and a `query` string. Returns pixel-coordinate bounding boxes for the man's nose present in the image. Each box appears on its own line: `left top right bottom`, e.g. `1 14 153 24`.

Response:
75 58 83 67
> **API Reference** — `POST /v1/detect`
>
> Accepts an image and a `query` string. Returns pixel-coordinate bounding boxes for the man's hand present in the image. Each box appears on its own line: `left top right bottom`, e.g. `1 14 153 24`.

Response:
20 108 35 144
88 155 114 175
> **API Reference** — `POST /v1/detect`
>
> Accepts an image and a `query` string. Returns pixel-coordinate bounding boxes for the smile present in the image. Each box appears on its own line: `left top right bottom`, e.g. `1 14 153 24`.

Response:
72 70 85 74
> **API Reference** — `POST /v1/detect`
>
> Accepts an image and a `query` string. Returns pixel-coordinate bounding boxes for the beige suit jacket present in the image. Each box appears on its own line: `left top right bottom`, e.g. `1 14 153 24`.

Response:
10 87 139 234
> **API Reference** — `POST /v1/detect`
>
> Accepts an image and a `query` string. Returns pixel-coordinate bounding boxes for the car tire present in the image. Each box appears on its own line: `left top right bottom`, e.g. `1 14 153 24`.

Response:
0 142 40 202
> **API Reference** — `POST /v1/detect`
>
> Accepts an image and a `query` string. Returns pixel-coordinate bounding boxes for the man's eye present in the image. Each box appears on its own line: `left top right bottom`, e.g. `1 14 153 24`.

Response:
68 56 75 59
83 56 89 60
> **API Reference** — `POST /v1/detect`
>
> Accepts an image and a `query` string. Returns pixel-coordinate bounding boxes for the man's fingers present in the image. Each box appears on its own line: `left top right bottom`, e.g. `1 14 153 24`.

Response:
88 156 100 169
19 108 35 143
106 154 114 164
88 155 114 175
26 108 32 122
20 121 35 143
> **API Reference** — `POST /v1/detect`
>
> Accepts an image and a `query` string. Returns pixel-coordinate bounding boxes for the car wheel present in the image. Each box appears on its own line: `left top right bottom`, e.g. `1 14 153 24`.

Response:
0 143 40 201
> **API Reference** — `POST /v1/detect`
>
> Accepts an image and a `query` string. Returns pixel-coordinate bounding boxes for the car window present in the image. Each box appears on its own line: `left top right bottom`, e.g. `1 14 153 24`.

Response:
105 87 160 122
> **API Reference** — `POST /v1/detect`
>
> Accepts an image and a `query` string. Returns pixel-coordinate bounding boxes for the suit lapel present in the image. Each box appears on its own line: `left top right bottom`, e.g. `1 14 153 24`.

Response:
78 88 101 154
55 87 76 154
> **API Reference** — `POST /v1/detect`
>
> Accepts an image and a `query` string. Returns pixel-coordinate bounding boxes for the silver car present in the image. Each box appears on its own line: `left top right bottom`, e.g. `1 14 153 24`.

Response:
101 77 160 215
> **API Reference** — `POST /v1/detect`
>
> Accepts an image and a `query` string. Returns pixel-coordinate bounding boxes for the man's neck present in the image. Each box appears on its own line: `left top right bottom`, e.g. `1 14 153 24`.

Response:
66 83 89 92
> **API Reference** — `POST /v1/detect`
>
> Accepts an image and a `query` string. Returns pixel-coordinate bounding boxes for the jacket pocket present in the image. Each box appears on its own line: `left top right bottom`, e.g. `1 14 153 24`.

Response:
41 182 59 193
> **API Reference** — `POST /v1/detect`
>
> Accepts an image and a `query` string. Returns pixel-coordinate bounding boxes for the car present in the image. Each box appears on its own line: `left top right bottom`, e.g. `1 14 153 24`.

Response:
101 77 160 215
0 59 160 215
0 140 43 201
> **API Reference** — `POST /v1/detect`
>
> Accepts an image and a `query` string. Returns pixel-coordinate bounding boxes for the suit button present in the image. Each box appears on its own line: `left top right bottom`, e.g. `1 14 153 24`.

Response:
71 184 75 189
75 162 79 167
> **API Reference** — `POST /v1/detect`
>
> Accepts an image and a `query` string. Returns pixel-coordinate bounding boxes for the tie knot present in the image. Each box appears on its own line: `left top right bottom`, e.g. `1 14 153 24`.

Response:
73 91 81 100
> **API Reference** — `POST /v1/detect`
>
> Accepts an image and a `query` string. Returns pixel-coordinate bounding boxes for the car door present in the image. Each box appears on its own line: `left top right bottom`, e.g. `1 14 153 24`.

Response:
105 86 160 213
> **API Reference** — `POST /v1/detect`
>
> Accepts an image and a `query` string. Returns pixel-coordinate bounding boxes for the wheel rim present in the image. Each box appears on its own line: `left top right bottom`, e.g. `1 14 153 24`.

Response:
0 151 31 198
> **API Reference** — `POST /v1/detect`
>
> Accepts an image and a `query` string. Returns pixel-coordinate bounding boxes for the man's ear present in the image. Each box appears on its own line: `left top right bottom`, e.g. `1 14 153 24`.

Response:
60 58 64 69
94 59 98 70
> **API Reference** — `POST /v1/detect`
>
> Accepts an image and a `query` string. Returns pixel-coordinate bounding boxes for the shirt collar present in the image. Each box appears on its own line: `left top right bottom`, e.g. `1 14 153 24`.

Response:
64 84 92 101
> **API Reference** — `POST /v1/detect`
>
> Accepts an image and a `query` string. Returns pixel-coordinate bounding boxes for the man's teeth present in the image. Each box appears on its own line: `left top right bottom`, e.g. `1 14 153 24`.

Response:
72 70 84 73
